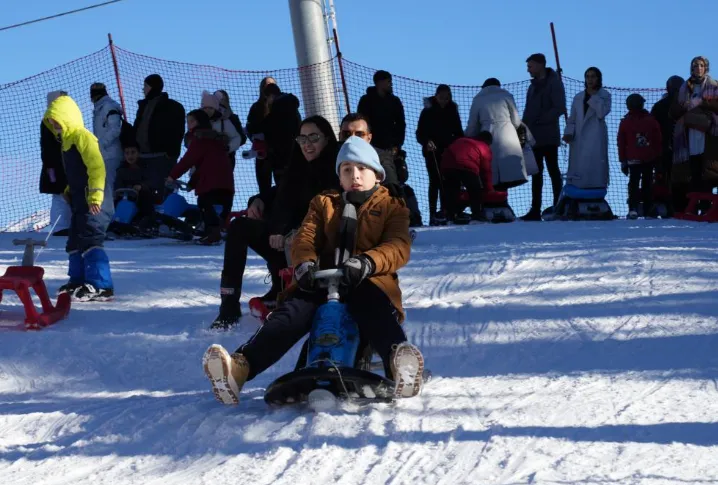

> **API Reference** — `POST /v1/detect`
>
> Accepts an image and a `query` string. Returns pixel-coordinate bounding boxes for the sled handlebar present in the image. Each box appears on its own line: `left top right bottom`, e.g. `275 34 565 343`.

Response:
12 239 46 266
314 269 343 281
314 269 344 301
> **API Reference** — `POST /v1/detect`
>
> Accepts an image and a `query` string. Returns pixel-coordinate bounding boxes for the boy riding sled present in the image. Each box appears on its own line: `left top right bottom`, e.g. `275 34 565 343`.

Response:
203 136 424 404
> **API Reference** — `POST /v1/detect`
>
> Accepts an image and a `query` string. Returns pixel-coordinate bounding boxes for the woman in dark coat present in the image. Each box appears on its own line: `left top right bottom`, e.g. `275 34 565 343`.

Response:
416 84 463 224
211 115 340 329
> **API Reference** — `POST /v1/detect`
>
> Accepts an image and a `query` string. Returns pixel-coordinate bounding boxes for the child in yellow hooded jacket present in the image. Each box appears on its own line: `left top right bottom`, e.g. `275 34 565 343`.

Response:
44 94 114 301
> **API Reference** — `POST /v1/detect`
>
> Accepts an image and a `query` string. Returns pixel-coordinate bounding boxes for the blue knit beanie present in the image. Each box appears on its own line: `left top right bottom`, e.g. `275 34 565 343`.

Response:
336 136 385 181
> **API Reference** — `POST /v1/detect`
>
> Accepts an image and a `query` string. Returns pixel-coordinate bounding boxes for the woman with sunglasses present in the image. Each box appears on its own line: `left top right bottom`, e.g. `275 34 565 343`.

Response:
211 115 340 329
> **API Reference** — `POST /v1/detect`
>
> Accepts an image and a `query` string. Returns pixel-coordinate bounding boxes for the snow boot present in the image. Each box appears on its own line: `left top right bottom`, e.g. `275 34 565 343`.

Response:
76 248 113 301
203 344 249 405
430 211 447 226
210 289 242 330
453 212 471 225
197 227 222 246
58 251 85 296
390 342 425 398
74 284 114 302
520 209 542 221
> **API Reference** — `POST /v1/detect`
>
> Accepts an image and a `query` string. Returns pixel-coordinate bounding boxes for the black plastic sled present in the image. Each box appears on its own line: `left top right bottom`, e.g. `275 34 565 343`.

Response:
264 366 396 406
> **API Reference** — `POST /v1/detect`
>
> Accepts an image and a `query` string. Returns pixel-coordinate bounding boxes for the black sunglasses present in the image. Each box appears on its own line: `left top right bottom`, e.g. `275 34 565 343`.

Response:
296 133 323 145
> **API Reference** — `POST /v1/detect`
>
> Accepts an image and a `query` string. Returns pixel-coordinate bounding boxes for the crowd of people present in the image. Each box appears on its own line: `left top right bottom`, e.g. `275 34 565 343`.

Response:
38 53 717 403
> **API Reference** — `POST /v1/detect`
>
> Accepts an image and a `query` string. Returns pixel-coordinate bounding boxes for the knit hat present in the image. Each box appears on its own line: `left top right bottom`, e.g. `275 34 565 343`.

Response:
626 93 645 111
144 74 164 92
201 90 220 111
90 82 108 100
336 136 385 181
46 90 68 107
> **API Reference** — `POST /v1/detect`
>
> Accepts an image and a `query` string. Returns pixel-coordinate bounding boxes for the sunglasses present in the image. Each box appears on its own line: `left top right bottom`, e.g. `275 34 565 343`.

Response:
341 130 368 139
296 133 323 145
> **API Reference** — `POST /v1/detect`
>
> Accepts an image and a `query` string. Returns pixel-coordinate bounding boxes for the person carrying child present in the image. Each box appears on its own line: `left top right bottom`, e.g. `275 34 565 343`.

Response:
166 109 234 245
44 95 115 301
202 135 424 405
617 94 662 219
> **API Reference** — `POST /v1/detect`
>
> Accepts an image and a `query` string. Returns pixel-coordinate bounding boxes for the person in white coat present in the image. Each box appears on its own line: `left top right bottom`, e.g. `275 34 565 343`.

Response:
466 78 527 191
91 83 124 212
562 67 612 189
201 91 244 167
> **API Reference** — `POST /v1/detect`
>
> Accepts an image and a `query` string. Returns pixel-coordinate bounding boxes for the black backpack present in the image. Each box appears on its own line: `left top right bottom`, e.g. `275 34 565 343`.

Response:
394 149 409 184
106 109 136 148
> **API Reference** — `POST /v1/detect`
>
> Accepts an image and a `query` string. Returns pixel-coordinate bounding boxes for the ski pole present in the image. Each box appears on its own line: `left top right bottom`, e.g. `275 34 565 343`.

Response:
34 215 61 265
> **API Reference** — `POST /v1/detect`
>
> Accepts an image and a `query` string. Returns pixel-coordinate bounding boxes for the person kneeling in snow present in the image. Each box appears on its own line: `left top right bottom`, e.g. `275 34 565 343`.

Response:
45 95 114 301
441 131 494 223
202 136 424 404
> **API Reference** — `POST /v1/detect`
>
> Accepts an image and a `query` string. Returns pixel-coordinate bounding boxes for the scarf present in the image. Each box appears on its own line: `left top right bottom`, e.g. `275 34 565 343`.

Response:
334 186 379 266
673 75 718 164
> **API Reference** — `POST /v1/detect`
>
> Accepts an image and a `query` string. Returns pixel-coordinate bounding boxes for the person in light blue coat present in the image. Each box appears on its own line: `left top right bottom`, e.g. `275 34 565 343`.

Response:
91 83 124 202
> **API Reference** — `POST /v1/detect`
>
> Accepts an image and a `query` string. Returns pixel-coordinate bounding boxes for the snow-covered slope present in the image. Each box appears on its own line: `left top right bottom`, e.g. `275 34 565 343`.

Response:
1 221 717 484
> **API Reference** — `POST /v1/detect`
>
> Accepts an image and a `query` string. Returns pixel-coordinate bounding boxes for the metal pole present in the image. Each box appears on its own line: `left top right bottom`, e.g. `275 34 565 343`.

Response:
550 22 566 118
288 0 341 131
108 33 127 118
333 28 351 115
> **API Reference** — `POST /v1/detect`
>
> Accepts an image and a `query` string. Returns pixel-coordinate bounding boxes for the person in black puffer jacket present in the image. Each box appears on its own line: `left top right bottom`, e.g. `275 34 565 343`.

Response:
416 84 464 223
211 115 340 329
357 70 406 191
246 77 276 194
41 91 71 235
261 83 302 190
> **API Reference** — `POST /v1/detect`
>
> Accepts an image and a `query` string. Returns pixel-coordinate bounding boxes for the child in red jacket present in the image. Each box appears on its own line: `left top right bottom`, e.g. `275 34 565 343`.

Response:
167 109 234 244
440 131 493 223
617 94 663 219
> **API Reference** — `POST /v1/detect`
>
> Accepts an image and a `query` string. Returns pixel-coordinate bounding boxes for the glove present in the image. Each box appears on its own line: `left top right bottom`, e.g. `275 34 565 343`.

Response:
294 261 317 292
339 255 375 288
621 162 629 176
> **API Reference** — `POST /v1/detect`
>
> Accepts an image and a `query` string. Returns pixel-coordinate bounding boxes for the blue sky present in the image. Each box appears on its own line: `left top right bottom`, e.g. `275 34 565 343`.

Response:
3 0 717 88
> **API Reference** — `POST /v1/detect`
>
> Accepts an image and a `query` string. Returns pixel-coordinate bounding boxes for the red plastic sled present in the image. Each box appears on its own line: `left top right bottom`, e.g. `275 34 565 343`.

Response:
675 192 718 222
0 266 71 330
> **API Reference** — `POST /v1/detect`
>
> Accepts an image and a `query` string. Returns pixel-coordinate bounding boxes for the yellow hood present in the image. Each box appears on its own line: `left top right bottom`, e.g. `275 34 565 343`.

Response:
43 95 86 150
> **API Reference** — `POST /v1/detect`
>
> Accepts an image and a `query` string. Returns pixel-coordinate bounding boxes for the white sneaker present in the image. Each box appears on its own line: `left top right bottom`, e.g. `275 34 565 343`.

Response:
390 342 425 398
202 344 249 405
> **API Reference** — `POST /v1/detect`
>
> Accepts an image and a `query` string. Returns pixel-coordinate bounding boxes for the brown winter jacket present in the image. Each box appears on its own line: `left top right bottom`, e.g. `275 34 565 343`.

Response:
290 185 412 322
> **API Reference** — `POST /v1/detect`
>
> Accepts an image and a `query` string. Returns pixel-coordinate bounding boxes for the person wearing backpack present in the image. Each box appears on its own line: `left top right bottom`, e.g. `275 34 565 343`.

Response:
91 83 124 203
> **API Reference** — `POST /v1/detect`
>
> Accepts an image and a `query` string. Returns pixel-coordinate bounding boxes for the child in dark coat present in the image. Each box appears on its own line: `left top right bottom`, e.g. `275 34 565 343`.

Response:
617 94 663 218
167 109 235 245
114 139 154 219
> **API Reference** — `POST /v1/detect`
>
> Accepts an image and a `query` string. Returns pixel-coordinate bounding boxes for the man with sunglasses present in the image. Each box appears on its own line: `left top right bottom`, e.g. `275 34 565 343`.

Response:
357 71 406 191
339 113 373 143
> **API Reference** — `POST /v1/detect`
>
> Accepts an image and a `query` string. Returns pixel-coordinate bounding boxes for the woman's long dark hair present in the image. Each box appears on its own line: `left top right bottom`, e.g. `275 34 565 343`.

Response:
298 115 338 160
584 67 603 90
258 77 276 118
187 109 212 130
